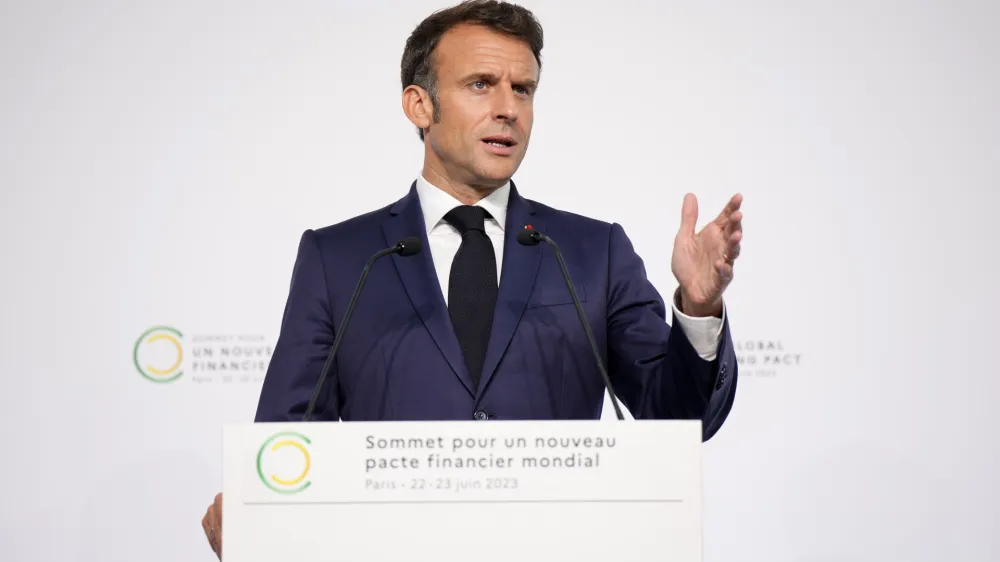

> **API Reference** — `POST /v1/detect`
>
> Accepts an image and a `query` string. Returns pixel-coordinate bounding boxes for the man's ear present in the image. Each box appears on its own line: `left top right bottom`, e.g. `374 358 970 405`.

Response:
402 85 434 133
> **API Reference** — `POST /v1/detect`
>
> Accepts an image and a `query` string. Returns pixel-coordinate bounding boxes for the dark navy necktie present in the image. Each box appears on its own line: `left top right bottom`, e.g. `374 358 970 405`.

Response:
443 205 498 392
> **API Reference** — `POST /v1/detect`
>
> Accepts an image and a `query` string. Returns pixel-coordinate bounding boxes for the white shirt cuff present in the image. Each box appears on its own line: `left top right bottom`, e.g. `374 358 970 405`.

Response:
670 289 725 361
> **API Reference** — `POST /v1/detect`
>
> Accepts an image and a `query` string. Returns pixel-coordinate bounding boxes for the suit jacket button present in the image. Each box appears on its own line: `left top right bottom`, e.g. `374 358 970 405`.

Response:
720 363 728 376
473 410 489 421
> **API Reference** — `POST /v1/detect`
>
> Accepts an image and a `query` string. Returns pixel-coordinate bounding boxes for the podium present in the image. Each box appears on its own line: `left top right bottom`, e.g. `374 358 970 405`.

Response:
222 420 704 561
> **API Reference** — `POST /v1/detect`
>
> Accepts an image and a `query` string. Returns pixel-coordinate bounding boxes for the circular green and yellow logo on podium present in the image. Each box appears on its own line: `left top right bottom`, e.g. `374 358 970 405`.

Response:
257 432 312 494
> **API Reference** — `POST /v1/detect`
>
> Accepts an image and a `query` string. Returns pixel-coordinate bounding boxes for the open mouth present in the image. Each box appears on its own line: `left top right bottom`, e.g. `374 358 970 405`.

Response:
482 136 516 148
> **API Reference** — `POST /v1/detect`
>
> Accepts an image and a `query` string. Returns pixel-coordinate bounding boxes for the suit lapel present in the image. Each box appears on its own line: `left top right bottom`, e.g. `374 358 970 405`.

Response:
477 183 542 399
382 183 475 397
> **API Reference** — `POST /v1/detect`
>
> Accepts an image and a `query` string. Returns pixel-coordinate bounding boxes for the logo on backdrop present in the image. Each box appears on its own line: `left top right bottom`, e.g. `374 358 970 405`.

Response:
133 326 185 383
133 326 273 384
257 432 312 494
735 339 802 377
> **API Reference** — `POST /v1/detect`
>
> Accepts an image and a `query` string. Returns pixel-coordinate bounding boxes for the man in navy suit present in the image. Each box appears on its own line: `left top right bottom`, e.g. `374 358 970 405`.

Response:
203 0 743 555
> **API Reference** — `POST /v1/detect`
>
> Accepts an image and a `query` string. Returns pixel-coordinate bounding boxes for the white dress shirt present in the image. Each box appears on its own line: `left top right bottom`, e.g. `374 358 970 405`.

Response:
414 175 726 361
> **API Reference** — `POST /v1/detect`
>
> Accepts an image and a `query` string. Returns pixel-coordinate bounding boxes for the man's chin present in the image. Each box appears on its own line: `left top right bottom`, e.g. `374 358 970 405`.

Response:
473 160 520 186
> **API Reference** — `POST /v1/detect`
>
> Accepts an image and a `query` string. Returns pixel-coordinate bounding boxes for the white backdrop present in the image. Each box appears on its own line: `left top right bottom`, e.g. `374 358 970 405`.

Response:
2 1 998 561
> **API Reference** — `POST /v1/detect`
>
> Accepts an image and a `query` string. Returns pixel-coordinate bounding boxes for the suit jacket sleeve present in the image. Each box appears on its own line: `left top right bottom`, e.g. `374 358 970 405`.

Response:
605 222 737 440
254 229 340 422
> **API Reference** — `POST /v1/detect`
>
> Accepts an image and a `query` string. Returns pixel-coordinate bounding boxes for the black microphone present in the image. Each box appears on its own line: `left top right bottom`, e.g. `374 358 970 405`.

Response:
302 236 423 421
516 229 625 421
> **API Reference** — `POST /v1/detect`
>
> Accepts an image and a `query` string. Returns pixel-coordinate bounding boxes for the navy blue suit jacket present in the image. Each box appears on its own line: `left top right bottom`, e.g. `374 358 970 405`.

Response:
255 182 737 440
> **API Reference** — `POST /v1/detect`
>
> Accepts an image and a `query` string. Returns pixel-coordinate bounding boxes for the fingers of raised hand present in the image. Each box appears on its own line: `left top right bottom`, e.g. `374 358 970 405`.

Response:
713 259 735 286
679 193 699 237
723 206 742 235
714 193 743 226
722 201 742 264
725 227 742 263
727 193 744 213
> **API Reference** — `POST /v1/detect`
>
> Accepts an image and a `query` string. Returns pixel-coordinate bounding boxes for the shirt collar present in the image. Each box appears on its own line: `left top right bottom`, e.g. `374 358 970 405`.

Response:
415 175 509 234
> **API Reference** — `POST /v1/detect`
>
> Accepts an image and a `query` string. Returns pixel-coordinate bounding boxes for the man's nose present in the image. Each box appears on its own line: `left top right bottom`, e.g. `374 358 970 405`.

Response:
492 85 519 123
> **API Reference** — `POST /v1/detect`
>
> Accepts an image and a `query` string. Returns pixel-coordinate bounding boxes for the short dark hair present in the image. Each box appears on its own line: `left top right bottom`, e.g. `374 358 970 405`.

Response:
400 0 544 140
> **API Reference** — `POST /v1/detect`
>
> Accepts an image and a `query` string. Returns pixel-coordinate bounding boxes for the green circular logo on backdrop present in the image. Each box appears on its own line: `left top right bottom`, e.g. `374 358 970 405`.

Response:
133 326 184 383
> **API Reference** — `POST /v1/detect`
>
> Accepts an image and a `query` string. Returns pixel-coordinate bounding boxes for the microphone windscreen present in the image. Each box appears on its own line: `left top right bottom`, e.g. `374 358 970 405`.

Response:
397 236 423 256
516 229 542 246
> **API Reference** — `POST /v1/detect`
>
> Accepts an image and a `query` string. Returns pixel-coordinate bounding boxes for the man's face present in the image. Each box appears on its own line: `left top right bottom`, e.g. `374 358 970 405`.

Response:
424 24 538 189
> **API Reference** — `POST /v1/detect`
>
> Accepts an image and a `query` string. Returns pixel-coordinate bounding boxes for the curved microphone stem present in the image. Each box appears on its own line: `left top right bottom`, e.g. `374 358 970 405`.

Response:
303 246 399 421
541 234 625 421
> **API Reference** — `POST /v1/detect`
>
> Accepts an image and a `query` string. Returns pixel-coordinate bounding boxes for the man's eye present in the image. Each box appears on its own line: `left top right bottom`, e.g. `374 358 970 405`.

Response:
473 81 486 89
